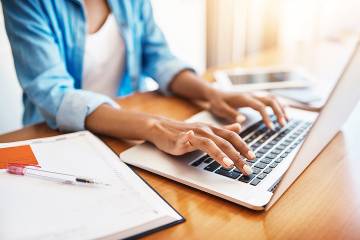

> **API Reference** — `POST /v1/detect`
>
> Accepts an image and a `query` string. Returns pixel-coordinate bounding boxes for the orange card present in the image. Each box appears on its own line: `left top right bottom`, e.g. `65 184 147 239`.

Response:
0 145 39 169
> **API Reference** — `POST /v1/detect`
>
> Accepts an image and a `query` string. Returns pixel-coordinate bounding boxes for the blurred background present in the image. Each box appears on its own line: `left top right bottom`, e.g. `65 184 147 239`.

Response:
0 0 359 134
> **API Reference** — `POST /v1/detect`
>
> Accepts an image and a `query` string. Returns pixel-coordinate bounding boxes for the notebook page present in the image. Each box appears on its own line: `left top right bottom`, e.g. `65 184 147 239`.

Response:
0 132 180 240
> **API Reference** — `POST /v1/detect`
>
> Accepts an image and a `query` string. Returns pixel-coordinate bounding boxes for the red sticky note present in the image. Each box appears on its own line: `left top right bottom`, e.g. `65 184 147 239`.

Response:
0 145 39 169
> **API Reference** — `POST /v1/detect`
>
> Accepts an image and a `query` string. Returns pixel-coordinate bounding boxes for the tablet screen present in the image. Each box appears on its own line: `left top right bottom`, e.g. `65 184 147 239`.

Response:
228 71 306 85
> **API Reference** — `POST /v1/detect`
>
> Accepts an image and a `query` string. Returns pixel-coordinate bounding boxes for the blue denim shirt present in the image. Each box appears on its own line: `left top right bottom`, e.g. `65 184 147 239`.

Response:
1 0 191 132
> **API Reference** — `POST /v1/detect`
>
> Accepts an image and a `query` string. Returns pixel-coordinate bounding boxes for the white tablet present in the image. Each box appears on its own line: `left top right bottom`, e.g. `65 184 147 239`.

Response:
213 66 313 92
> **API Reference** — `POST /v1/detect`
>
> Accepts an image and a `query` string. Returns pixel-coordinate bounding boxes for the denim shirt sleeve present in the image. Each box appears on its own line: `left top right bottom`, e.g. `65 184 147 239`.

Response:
1 0 119 132
140 0 195 95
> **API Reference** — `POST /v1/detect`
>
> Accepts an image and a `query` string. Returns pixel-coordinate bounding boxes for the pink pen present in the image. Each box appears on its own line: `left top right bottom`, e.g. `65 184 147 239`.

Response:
7 164 110 186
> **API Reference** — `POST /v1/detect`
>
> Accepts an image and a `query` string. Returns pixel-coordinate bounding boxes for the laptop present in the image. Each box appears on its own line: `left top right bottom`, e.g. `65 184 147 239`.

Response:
120 40 360 210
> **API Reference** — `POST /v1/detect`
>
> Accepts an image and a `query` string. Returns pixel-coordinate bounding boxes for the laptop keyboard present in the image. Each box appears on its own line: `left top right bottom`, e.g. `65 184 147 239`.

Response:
190 116 312 186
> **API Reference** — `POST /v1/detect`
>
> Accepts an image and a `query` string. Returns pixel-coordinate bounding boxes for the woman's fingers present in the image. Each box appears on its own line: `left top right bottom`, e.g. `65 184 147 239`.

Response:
210 100 247 123
211 126 255 160
242 96 274 130
152 119 254 175
223 93 289 129
192 128 253 175
208 134 252 175
223 122 242 133
255 95 287 127
188 134 235 169
174 130 196 152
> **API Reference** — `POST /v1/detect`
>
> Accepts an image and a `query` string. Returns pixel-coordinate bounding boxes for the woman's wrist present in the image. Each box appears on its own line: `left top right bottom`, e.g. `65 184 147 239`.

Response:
141 115 162 142
169 70 222 102
86 104 161 141
203 85 222 102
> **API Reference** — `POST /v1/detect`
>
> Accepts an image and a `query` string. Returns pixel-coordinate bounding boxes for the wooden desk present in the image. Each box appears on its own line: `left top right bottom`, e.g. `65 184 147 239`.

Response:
1 42 360 239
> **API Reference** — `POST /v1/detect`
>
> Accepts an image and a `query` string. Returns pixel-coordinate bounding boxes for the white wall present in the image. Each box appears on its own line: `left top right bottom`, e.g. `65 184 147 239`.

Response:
278 0 360 49
151 0 206 73
0 3 24 134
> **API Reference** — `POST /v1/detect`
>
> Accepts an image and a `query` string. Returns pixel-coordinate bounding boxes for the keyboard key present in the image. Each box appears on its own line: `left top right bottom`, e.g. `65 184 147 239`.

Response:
263 145 272 150
240 120 264 138
274 136 282 141
204 161 220 172
274 126 282 132
258 148 268 154
257 173 267 180
260 158 272 164
250 178 261 186
258 127 267 134
275 157 284 163
271 149 281 155
281 153 288 158
191 155 208 166
215 168 241 179
269 162 278 168
283 129 291 134
204 157 213 164
246 160 254 166
278 133 286 137
238 174 256 183
233 168 241 174
255 152 264 158
248 135 257 141
263 135 271 141
219 167 232 172
267 153 277 159
252 132 261 138
252 143 260 149
276 145 286 151
269 140 278 145
255 162 267 169
263 167 273 174
252 167 261 174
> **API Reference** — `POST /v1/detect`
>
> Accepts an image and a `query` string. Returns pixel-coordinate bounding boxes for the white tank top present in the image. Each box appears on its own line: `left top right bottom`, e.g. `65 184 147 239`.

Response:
82 14 125 97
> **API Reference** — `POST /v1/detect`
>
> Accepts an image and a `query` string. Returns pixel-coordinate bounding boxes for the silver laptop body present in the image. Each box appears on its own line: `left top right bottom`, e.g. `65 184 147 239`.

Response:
120 41 360 210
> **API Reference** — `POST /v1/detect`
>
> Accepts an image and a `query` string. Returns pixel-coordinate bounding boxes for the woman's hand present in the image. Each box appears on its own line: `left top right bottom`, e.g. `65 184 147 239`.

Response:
169 70 288 130
86 105 255 175
206 89 289 130
146 118 255 175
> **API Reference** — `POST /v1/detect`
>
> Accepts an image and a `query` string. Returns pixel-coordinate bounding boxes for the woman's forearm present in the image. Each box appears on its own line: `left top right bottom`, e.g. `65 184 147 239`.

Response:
85 104 157 141
169 70 216 101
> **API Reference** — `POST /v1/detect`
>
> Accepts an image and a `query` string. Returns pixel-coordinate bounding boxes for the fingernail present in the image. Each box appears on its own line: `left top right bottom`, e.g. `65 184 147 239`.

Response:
269 122 275 130
280 117 286 127
233 122 242 130
243 165 253 175
186 130 194 135
247 150 256 160
222 157 234 168
236 115 246 123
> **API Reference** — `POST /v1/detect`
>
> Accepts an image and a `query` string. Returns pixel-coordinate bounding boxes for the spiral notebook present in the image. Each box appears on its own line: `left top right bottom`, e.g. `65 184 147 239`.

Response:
0 131 184 240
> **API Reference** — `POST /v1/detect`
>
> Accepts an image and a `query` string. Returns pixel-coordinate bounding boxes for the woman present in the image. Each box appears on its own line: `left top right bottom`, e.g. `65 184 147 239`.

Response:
2 0 287 176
